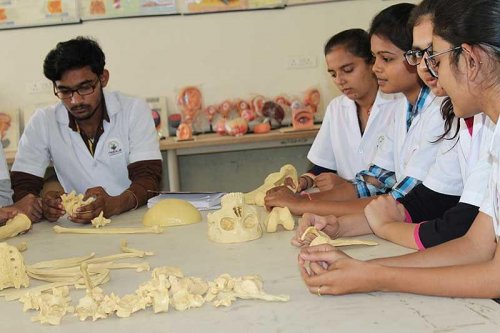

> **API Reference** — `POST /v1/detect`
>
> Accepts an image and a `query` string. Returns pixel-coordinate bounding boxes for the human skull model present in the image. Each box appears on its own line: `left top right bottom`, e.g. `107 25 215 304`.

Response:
207 193 262 243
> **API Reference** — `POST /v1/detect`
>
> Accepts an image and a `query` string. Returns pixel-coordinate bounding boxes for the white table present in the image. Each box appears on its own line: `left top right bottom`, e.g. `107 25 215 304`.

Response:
2 208 500 332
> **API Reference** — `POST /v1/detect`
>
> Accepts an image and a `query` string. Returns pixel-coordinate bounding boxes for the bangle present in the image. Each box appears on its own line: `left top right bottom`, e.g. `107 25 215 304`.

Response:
125 189 139 210
300 191 312 201
300 173 316 188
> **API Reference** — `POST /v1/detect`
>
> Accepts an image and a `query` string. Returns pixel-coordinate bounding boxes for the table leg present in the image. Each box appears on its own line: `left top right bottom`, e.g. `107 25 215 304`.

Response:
167 149 180 191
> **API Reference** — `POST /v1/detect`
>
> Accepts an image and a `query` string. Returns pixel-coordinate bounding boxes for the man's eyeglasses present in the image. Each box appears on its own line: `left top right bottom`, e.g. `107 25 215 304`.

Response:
404 45 432 66
53 78 100 100
425 46 462 78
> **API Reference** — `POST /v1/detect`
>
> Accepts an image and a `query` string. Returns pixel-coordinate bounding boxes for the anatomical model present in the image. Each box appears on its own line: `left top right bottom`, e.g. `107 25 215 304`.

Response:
143 199 201 227
176 86 202 140
0 213 31 241
244 164 298 206
207 193 262 243
176 122 193 141
300 226 378 247
0 242 29 291
251 95 266 117
291 100 314 130
303 88 321 114
5 255 289 325
21 286 73 325
53 225 163 235
217 100 234 119
205 273 289 307
203 105 218 132
91 211 110 228
178 86 202 122
264 207 294 233
261 101 285 129
60 191 95 217
224 117 248 136
236 100 255 122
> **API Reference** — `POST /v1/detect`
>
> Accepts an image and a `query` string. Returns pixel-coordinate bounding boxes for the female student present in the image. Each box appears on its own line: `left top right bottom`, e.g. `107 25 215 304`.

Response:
299 0 500 298
296 29 404 193
265 3 444 217
292 0 493 250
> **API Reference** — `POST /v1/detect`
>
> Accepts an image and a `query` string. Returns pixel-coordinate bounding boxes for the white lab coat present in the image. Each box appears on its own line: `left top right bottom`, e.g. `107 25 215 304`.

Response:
423 113 489 200
372 92 445 182
307 90 406 180
12 91 162 196
479 120 500 239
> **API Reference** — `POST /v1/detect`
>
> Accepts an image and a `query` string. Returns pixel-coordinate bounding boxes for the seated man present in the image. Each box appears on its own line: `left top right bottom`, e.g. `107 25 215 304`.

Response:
11 36 162 223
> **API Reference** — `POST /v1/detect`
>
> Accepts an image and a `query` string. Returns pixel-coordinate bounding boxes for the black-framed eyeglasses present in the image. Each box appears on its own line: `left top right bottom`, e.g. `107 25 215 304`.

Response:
425 46 462 78
404 45 432 66
53 78 100 100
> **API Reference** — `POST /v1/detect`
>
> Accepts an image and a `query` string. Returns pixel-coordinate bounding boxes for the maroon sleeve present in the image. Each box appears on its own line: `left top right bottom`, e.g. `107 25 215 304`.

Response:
127 160 163 207
11 171 44 202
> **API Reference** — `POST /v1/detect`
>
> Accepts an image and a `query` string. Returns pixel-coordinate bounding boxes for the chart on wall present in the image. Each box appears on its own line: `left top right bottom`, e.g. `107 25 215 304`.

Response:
80 0 177 20
0 109 19 152
286 0 349 7
181 0 284 14
0 0 79 29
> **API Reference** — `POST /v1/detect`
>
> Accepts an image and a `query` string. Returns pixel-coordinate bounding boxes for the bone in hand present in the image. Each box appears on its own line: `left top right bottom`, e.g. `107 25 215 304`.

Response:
60 191 95 217
301 226 378 247
53 225 163 234
0 214 32 241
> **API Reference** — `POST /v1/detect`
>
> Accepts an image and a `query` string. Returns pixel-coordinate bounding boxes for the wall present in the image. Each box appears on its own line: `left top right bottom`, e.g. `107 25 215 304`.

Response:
0 0 417 192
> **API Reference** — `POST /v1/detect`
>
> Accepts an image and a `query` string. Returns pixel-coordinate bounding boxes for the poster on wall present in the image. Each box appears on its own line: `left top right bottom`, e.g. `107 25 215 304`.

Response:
286 0 344 6
0 109 19 153
0 0 80 30
181 0 248 14
80 0 177 20
145 96 169 139
247 0 284 9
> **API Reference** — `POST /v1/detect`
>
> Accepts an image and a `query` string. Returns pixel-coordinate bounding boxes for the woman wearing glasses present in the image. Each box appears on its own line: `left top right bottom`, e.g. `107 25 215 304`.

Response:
296 29 405 194
299 0 500 298
359 0 493 250
11 37 163 224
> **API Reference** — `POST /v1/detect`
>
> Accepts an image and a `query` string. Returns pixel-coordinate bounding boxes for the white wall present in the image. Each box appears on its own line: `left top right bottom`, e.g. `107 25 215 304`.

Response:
0 0 417 116
0 0 418 191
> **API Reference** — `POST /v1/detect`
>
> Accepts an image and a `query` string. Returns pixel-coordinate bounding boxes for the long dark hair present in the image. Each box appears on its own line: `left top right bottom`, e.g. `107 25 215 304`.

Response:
433 0 500 140
433 0 500 64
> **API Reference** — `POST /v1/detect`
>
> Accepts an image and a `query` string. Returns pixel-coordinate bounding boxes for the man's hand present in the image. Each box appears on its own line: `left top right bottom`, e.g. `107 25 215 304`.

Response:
42 191 65 222
13 194 43 222
69 186 110 224
0 206 19 225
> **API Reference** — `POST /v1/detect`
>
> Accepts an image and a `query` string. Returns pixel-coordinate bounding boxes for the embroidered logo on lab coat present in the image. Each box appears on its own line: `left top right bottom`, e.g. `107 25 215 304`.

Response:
107 139 123 157
376 135 385 148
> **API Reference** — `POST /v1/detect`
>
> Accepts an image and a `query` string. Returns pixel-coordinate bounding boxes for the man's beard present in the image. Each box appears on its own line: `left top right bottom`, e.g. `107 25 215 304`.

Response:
69 89 104 121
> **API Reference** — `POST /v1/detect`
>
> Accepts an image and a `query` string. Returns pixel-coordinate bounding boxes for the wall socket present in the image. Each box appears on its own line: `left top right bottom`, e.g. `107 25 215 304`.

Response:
286 55 317 70
26 80 52 94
